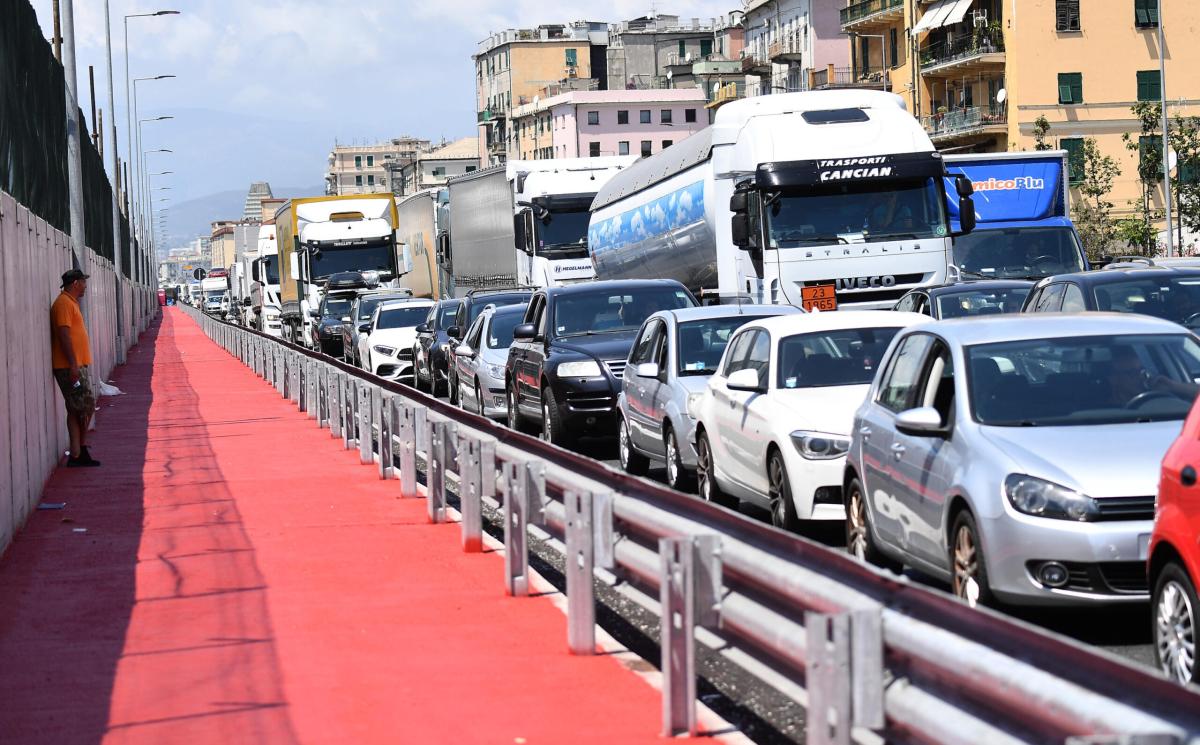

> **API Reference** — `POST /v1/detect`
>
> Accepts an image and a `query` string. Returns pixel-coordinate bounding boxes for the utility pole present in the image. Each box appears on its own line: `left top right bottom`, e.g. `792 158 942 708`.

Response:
60 0 85 272
51 0 62 60
104 0 127 361
1158 0 1175 256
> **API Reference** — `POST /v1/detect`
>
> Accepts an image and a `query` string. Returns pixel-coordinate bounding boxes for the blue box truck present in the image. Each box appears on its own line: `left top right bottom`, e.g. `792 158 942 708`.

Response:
943 151 1088 280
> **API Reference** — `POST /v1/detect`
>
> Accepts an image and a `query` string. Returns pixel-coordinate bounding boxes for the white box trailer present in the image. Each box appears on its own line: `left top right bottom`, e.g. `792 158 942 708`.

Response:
443 156 636 296
588 90 976 308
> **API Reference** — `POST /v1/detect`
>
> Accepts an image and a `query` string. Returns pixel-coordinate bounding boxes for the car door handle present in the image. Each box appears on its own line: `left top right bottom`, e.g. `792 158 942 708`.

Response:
890 442 906 460
859 425 871 438
1183 465 1197 487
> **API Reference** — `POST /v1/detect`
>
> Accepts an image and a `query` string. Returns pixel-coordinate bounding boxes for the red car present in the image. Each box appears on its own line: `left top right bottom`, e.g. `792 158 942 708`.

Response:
1151 399 1200 685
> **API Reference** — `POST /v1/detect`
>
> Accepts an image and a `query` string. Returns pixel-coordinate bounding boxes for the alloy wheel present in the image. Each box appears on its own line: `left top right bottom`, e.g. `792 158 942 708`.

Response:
1156 580 1197 684
953 525 981 607
476 383 484 416
847 485 868 561
542 401 553 442
507 388 519 430
619 420 633 470
665 433 679 486
697 436 714 502
768 456 787 528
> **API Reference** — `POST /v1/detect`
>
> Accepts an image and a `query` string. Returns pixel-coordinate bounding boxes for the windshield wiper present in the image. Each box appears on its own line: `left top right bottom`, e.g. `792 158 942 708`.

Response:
866 232 920 241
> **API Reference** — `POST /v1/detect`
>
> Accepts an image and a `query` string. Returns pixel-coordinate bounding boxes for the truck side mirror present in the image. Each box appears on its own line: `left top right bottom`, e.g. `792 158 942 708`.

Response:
436 232 451 270
290 260 300 281
729 184 758 250
514 212 531 256
399 243 415 275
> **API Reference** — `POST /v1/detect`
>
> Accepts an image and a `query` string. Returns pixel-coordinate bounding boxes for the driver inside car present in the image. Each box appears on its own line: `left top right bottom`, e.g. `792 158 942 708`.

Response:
1105 346 1199 405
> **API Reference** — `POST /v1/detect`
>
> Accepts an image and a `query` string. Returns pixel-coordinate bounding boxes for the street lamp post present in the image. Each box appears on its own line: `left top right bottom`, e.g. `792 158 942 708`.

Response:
137 116 173 280
1157 0 1174 256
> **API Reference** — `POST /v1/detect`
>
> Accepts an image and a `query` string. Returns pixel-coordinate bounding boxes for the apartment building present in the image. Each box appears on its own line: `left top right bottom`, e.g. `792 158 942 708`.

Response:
325 137 432 196
241 182 273 221
838 0 1199 231
475 22 610 165
605 14 741 92
508 89 709 160
209 221 238 270
396 138 480 195
741 0 851 97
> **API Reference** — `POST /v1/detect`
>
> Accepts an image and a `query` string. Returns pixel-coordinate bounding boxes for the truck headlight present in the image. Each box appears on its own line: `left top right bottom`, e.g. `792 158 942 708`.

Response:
790 431 850 460
1005 474 1099 521
373 345 397 357
557 360 602 378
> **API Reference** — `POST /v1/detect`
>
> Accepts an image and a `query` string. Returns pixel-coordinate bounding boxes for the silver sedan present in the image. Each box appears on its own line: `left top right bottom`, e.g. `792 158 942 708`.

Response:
617 305 800 491
455 304 527 419
844 313 1200 607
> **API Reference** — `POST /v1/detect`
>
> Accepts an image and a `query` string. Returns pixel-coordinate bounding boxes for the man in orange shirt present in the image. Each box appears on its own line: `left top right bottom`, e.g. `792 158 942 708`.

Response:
51 269 99 467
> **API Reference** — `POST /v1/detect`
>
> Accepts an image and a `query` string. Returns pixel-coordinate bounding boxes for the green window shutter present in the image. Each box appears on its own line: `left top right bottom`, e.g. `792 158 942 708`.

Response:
678 40 686 56
1137 70 1161 101
1061 138 1085 184
700 39 712 57
1148 0 1160 24
565 48 577 66
1135 0 1160 27
1058 73 1081 104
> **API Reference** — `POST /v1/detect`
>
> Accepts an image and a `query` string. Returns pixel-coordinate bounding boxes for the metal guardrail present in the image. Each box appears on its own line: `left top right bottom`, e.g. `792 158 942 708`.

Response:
184 303 1200 744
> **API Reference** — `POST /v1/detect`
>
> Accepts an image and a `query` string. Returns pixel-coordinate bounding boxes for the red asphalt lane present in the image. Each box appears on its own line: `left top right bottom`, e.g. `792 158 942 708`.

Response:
0 308 704 744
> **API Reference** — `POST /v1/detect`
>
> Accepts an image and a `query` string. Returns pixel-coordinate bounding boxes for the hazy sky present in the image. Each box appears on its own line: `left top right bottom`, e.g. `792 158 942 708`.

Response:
31 0 734 208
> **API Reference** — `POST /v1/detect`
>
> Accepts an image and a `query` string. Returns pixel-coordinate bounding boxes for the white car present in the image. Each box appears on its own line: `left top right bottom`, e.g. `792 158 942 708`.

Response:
690 311 928 530
361 299 436 381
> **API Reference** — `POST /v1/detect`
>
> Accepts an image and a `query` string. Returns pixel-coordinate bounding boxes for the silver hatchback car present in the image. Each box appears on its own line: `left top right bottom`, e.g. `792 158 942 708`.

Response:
844 313 1200 607
617 305 800 491
454 304 528 419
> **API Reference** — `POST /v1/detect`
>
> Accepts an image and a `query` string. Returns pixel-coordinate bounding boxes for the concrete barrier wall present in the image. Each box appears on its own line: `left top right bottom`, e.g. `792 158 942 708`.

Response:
0 190 154 556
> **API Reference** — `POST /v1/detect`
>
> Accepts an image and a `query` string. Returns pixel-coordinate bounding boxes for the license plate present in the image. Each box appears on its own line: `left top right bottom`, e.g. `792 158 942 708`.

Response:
801 284 838 312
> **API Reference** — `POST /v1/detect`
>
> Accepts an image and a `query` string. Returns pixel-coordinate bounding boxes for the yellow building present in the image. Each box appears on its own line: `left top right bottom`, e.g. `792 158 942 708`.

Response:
840 0 1199 239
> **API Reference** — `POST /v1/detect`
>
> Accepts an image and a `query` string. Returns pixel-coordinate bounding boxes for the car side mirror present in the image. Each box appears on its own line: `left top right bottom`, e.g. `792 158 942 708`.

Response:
895 406 947 437
634 362 659 378
726 368 763 392
415 323 431 334
358 323 370 333
447 325 462 339
513 323 536 341
456 344 476 359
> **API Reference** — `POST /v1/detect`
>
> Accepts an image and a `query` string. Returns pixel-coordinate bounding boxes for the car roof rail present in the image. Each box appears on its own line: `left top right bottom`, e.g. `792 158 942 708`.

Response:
464 285 538 298
1102 255 1156 267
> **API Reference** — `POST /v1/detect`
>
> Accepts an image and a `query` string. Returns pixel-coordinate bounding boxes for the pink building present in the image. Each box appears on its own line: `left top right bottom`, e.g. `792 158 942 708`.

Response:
509 89 709 161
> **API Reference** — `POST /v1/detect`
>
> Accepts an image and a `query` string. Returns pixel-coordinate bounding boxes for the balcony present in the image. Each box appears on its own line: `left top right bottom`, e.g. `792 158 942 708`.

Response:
769 36 804 63
921 104 1008 145
477 107 506 124
741 52 771 76
810 65 891 91
840 0 905 31
920 30 1005 76
706 81 746 110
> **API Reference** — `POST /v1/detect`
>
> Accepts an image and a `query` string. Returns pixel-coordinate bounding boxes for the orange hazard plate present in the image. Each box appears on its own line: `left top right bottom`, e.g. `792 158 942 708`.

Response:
801 284 838 312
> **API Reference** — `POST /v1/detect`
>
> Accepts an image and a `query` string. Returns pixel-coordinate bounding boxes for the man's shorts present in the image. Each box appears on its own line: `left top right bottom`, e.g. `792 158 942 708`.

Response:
53 366 96 416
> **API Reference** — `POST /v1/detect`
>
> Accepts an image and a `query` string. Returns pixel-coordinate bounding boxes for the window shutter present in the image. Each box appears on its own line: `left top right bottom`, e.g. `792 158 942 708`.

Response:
1061 138 1085 184
1057 0 1080 31
1148 0 1160 24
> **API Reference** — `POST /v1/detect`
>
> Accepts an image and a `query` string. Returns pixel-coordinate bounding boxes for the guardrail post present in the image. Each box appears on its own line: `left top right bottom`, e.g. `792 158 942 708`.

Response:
807 613 852 745
458 432 483 552
342 376 356 451
565 489 596 655
329 371 342 439
659 535 722 738
290 352 302 406
502 460 545 596
276 347 286 396
428 419 452 523
305 359 318 418
297 357 309 414
358 382 373 465
378 391 393 479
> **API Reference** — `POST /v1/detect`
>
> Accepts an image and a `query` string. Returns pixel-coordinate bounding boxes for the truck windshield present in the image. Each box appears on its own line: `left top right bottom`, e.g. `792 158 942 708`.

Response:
205 290 224 300
311 244 395 280
536 208 590 260
554 287 695 338
259 256 280 284
765 177 947 247
952 227 1086 280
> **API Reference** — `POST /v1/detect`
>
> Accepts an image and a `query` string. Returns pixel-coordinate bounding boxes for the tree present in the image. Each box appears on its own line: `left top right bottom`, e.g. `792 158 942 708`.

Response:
1032 116 1052 151
1122 101 1164 254
1069 137 1121 259
1169 113 1200 249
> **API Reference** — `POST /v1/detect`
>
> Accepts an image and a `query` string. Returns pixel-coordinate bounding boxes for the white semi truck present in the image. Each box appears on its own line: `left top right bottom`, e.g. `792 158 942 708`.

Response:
588 90 976 308
248 224 283 336
200 271 229 315
442 156 636 296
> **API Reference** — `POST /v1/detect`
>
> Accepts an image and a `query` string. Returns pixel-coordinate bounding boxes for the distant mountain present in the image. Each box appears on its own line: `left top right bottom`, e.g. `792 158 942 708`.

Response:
159 184 324 250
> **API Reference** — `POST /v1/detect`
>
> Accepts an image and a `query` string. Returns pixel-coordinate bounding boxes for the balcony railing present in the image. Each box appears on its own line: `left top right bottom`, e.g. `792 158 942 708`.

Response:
921 104 1008 138
477 107 505 124
920 29 1005 69
707 81 746 107
769 36 804 62
840 0 904 26
810 66 891 90
741 53 771 73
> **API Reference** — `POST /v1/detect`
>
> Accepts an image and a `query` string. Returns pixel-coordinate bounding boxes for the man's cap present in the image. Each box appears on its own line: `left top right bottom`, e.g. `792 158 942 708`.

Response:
61 269 89 288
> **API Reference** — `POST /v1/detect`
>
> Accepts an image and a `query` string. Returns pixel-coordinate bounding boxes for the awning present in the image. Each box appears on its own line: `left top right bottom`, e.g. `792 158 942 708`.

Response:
912 0 974 33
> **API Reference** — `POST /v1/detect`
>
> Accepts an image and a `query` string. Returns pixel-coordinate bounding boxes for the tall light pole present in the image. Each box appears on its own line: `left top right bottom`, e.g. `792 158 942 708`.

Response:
1157 0 1174 256
103 1 127 356
137 116 173 280
131 85 173 249
124 11 178 246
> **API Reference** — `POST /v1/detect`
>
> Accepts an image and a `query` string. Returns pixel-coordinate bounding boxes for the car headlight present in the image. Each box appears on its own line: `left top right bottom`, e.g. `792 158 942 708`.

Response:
557 360 602 378
686 392 704 419
1005 474 1099 521
487 363 505 378
789 431 850 460
373 345 397 357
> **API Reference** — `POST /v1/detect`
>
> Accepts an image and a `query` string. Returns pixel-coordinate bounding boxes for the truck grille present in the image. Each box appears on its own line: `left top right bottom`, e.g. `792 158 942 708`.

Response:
604 360 627 379
802 273 928 305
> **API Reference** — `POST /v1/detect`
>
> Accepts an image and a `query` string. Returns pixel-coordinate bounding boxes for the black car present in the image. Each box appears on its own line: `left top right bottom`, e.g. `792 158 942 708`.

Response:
444 289 534 405
312 291 357 356
506 279 696 448
413 298 463 395
1022 266 1200 332
893 280 1034 319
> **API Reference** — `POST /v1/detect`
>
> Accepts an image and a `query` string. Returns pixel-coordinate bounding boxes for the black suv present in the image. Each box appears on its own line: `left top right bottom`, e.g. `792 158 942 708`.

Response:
413 298 463 395
506 280 696 448
1022 266 1200 332
312 291 357 356
444 289 533 405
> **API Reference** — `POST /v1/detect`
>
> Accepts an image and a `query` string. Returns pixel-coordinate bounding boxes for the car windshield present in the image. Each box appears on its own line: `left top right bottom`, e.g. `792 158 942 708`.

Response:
1093 276 1200 330
554 287 695 338
935 287 1031 318
357 296 396 320
968 333 1200 426
765 177 947 247
537 208 590 259
468 294 530 326
378 306 431 329
677 316 769 376
487 311 524 349
321 297 352 317
437 303 461 328
777 327 900 388
952 227 1086 280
